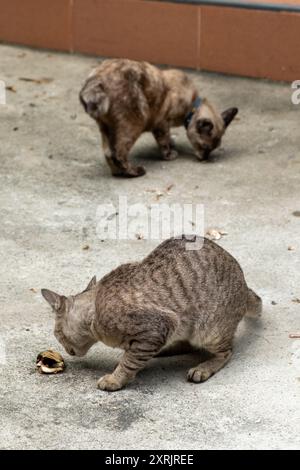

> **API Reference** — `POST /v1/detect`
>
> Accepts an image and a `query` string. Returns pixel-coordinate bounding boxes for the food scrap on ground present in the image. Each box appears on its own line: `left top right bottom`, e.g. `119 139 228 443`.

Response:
36 350 65 374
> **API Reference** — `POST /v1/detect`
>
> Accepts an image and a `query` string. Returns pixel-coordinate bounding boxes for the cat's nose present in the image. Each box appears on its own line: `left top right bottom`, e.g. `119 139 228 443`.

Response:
69 348 76 356
201 143 210 152
201 147 211 160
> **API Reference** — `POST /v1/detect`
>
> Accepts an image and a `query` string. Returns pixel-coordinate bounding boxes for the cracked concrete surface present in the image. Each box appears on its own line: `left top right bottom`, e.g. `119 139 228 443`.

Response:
0 44 299 450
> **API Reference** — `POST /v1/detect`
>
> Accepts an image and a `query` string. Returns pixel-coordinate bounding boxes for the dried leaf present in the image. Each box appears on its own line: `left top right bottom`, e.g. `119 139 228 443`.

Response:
19 77 54 85
155 191 164 201
166 184 174 192
106 212 118 221
145 189 157 194
145 185 174 200
82 245 90 250
135 233 144 240
292 298 300 304
6 85 17 93
205 229 228 241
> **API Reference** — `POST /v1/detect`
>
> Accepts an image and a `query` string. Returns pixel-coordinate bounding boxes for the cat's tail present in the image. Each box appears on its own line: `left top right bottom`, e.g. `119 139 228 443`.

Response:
245 288 262 317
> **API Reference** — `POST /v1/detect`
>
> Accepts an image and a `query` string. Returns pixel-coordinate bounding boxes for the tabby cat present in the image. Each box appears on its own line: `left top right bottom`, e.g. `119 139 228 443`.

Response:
42 236 261 391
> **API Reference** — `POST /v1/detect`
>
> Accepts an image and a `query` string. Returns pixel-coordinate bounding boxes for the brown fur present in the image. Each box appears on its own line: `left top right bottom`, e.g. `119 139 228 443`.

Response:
79 59 238 177
42 236 262 392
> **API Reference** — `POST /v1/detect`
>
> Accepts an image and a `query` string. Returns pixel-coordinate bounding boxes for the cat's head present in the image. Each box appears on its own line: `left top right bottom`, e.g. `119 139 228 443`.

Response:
186 99 238 160
41 276 97 357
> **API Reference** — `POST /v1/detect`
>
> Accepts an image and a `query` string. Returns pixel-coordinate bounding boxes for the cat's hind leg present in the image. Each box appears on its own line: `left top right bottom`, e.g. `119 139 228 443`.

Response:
187 341 233 383
100 122 146 177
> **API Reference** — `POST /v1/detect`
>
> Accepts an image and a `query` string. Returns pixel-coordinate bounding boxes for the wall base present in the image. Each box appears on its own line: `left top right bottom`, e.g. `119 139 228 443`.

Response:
0 0 299 81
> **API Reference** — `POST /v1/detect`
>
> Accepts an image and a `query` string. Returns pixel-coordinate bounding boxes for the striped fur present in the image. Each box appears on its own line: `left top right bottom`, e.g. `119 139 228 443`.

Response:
42 236 261 391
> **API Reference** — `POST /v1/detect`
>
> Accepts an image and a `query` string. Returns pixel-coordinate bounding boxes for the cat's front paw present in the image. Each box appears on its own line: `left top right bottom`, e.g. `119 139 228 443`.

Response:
187 366 213 383
113 166 146 178
196 151 210 162
97 374 123 392
163 150 178 161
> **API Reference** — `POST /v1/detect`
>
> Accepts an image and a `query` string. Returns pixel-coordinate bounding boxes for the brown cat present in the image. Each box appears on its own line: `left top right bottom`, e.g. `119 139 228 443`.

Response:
41 236 261 392
79 59 238 177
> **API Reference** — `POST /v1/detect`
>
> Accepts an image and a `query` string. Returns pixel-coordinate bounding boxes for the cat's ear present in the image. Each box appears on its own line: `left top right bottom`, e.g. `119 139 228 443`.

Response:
85 276 97 291
41 289 64 312
221 107 238 128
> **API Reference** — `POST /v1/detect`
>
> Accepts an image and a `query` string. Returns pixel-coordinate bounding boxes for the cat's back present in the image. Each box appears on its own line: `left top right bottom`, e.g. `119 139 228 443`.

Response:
91 59 166 98
99 236 246 293
86 59 167 126
139 236 248 311
144 236 239 272
95 236 248 317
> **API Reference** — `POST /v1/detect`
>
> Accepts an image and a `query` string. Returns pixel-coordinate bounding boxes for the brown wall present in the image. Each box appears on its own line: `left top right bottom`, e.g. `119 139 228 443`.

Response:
0 0 72 51
0 0 299 81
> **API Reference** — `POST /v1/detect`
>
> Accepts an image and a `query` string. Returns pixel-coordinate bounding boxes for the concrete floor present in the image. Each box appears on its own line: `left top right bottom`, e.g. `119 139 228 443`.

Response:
0 44 299 450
